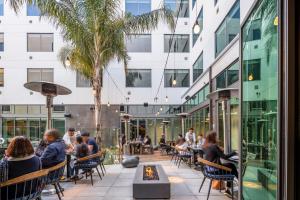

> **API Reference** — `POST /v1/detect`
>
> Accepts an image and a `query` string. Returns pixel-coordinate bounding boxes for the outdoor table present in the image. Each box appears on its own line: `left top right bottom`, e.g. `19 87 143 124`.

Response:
129 141 143 155
188 146 204 165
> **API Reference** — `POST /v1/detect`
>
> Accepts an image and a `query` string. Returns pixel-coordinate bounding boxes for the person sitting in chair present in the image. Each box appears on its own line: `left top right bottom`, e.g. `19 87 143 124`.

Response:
143 135 151 145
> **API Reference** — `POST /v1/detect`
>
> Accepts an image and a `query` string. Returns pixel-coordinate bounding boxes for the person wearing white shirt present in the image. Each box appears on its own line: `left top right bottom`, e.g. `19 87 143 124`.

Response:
185 128 196 144
63 128 76 151
197 134 206 147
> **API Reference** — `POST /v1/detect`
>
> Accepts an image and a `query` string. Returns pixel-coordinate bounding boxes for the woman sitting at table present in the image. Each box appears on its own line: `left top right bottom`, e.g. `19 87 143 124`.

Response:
202 131 237 197
143 135 152 145
175 138 190 156
71 135 89 179
0 136 41 199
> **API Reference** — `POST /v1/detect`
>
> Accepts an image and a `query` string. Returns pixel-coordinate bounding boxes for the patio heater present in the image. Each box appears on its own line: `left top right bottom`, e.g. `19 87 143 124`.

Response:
120 113 132 155
24 82 72 129
176 113 190 135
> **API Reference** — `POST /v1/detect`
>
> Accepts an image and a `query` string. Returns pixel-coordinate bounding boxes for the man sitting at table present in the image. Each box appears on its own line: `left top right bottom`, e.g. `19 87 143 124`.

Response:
81 131 99 154
40 129 66 168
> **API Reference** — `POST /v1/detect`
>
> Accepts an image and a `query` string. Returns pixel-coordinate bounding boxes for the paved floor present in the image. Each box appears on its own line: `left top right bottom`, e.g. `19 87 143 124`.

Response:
43 160 230 200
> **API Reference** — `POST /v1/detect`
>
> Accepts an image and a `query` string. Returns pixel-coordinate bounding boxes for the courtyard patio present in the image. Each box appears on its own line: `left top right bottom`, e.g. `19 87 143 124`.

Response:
43 156 230 200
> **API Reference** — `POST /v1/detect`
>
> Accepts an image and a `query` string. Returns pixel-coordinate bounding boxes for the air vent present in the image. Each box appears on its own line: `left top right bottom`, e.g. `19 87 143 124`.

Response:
184 57 188 60
29 20 33 24
184 22 188 25
2 105 11 112
53 105 65 112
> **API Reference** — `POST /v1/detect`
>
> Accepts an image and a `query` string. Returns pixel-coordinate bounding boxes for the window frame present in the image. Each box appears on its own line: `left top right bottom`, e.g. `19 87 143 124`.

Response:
76 71 91 88
26 3 41 16
192 7 204 46
27 68 54 83
27 33 54 52
192 52 203 82
125 0 152 16
164 0 189 18
164 34 190 53
125 69 152 88
125 34 152 53
164 69 190 88
215 59 239 90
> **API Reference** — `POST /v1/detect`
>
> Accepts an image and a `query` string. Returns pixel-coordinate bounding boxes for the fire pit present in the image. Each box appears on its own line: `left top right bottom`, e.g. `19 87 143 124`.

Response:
133 164 170 199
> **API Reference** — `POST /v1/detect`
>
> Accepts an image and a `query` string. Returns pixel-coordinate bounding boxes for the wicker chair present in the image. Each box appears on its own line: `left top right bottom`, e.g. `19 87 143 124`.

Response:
197 158 235 200
46 161 67 200
176 147 192 168
0 169 49 200
74 153 102 185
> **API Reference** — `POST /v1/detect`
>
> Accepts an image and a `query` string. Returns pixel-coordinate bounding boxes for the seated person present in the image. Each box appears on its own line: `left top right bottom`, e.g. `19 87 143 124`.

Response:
40 129 66 169
143 135 152 146
81 131 99 154
159 134 166 145
197 134 206 147
202 131 237 197
175 138 189 154
0 136 41 199
71 136 89 179
35 139 47 157
175 134 183 145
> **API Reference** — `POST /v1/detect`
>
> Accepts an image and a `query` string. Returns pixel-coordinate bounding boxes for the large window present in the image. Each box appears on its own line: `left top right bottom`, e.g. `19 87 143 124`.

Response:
126 69 151 87
164 34 189 53
125 34 151 52
215 1 240 57
183 84 209 112
0 33 3 51
27 68 54 82
164 69 189 87
27 33 54 52
193 53 203 82
27 3 41 16
125 0 151 16
215 60 239 89
164 0 189 18
0 68 3 87
241 0 278 199
193 8 203 46
76 72 91 87
0 0 3 16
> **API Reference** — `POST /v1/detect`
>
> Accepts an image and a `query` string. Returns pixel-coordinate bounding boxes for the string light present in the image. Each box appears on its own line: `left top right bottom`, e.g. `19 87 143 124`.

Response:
65 57 71 67
172 79 177 86
165 96 168 103
160 106 163 111
107 102 110 107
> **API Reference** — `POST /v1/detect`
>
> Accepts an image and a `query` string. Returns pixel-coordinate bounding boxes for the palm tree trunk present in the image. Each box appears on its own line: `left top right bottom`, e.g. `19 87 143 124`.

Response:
93 66 102 144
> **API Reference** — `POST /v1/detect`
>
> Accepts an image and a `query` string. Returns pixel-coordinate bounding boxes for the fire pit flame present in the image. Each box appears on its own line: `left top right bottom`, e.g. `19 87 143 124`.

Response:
143 165 159 180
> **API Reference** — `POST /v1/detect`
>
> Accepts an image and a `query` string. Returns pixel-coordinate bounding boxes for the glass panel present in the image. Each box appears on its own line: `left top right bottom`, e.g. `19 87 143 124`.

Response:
15 119 27 136
227 61 239 85
125 0 151 16
27 4 41 16
126 69 151 87
193 8 203 45
0 33 4 51
230 98 239 151
28 105 40 115
215 1 240 57
147 119 156 145
126 34 151 52
27 33 53 52
241 0 278 198
27 68 41 82
218 102 224 147
164 0 189 18
216 71 226 89
28 119 40 141
2 105 14 114
164 69 189 87
0 68 4 86
52 119 65 137
193 53 203 82
164 34 189 53
40 119 47 136
76 72 91 87
40 34 53 52
0 0 3 16
41 68 54 82
204 107 210 135
2 118 14 143
129 119 138 140
15 105 27 114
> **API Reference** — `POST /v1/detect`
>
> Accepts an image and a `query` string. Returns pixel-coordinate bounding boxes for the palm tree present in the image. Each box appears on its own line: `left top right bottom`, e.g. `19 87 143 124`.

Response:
9 0 175 142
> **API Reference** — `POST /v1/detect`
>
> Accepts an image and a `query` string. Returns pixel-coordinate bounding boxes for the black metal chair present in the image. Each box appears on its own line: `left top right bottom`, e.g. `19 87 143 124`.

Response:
198 158 235 200
74 153 102 186
176 147 192 168
97 150 106 176
46 161 67 200
0 169 49 200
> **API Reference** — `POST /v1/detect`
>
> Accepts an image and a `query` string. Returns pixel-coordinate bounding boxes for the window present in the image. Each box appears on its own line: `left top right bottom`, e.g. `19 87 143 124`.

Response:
215 1 240 57
164 34 189 53
27 68 54 82
125 0 151 16
126 34 151 52
126 69 151 87
192 0 196 9
164 0 189 18
193 53 203 82
0 68 3 86
214 0 219 6
216 60 239 89
193 8 203 46
164 69 189 87
0 0 3 16
76 72 91 87
243 59 261 81
0 33 3 51
27 33 54 52
243 19 261 41
27 3 41 16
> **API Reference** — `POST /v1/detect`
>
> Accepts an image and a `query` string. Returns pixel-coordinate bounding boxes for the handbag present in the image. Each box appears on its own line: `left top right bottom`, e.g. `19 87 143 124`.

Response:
212 180 225 190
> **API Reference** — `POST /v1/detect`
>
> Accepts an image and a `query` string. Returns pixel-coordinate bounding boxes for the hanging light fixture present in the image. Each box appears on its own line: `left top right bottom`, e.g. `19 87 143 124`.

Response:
248 73 254 81
165 96 168 102
115 109 118 113
160 106 163 111
193 21 201 34
65 57 71 67
107 102 111 107
172 79 177 86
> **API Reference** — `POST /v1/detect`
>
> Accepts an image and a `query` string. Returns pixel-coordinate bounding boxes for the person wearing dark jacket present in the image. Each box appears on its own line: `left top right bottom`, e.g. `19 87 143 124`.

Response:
0 136 41 199
202 131 237 197
40 129 66 169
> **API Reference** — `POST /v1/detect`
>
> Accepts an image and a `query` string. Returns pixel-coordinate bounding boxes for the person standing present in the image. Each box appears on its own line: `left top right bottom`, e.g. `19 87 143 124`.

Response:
63 128 76 152
40 129 66 168
185 128 196 144
81 131 99 154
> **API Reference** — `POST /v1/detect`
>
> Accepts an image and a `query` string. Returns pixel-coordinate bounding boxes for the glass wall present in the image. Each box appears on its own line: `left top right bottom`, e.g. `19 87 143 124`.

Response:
27 3 41 16
164 34 189 53
126 69 151 87
215 60 239 90
164 69 189 87
193 8 203 46
125 34 151 52
0 0 3 16
125 0 151 16
0 33 4 51
215 0 240 57
164 0 189 18
191 107 210 137
241 0 278 199
183 84 209 112
193 53 203 82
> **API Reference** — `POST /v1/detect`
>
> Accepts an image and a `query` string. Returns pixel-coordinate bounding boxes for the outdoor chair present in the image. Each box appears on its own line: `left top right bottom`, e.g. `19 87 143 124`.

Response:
170 146 179 163
0 169 49 200
176 147 192 168
46 161 67 200
197 158 235 200
141 144 153 154
75 153 102 186
96 150 106 176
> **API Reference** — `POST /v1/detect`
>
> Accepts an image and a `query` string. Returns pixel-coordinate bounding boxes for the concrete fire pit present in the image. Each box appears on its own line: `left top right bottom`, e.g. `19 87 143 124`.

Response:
133 164 170 199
